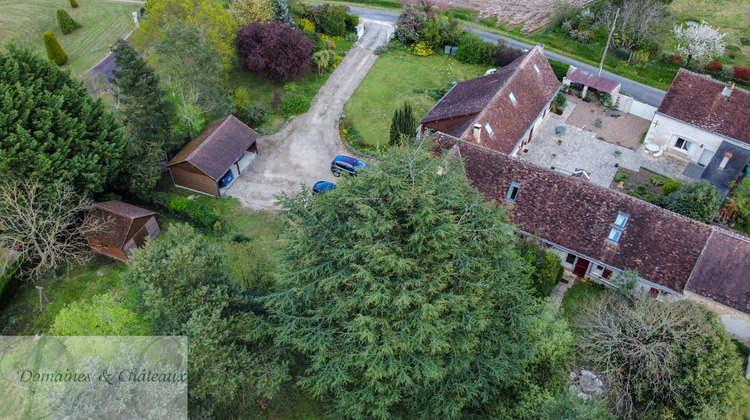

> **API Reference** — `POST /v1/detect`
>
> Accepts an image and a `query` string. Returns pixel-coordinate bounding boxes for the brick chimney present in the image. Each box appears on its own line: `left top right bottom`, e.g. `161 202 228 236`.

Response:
473 124 482 143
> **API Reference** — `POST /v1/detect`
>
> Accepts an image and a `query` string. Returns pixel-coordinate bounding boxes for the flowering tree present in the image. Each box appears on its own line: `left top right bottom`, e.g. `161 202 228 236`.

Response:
674 21 726 68
394 0 436 45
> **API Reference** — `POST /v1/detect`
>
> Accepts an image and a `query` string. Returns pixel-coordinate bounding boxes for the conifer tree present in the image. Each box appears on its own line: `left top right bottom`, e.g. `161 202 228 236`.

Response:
70 0 79 8
42 32 68 65
0 46 126 194
56 8 82 34
111 39 180 196
389 102 417 146
267 139 572 419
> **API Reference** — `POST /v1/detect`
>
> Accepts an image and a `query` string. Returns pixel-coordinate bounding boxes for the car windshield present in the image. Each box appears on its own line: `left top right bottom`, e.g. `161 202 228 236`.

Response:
355 161 368 169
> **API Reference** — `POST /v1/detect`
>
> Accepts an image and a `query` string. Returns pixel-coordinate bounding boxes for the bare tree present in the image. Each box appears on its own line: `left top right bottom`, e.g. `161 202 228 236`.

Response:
0 180 110 282
674 21 727 67
597 0 672 52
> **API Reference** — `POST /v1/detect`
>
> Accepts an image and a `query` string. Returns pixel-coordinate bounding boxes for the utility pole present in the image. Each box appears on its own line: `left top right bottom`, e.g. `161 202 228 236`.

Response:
599 7 620 75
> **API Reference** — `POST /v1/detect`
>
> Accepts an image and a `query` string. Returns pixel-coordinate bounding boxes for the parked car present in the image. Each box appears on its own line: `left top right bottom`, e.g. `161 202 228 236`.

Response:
218 169 234 187
331 155 369 177
312 181 337 193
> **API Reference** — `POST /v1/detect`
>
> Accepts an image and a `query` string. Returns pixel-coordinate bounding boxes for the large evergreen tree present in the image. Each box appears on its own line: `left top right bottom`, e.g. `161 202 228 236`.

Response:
111 39 181 196
389 102 416 146
266 139 572 419
0 46 126 195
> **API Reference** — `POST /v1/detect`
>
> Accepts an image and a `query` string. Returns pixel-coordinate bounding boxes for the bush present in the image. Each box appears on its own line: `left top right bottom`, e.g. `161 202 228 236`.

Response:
664 180 721 223
741 37 750 46
345 32 358 42
0 259 23 310
517 236 564 298
548 58 569 82
236 105 267 128
164 194 222 232
395 8 426 45
734 65 750 83
660 50 675 63
42 32 68 65
612 47 631 62
373 44 390 55
236 22 313 81
299 18 315 32
302 30 325 52
281 93 310 117
725 45 741 52
495 46 523 67
708 61 722 74
345 13 359 31
318 5 347 37
70 0 78 7
410 41 434 56
673 54 682 63
720 64 735 81
456 32 485 64
56 8 82 35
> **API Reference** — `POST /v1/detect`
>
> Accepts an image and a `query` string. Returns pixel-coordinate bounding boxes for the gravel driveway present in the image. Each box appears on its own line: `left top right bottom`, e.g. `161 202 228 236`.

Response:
227 21 394 210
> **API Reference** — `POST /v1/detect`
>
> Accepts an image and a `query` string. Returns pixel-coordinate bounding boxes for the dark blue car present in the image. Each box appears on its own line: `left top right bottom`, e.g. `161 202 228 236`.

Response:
218 169 234 187
312 181 337 193
331 155 369 177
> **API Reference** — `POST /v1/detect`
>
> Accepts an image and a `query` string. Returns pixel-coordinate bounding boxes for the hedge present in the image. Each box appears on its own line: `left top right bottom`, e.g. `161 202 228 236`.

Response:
0 259 23 310
43 32 68 65
56 8 82 35
548 58 570 82
164 194 223 232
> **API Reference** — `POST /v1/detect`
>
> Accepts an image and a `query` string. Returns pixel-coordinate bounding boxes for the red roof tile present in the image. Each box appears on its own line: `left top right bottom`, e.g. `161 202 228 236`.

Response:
566 68 621 94
657 69 750 145
421 46 560 154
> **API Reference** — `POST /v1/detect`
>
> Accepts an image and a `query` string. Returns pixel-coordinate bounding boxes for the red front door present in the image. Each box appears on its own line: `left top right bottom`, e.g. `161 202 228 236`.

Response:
573 258 590 277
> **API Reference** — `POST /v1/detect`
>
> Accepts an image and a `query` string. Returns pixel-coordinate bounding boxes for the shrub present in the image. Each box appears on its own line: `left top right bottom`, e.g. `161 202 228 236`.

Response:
708 60 722 74
517 236 563 298
70 0 78 7
594 118 602 128
345 13 359 31
612 47 631 61
660 50 675 63
741 37 750 46
374 44 390 55
281 93 310 117
0 259 23 310
548 58 569 82
664 180 721 223
575 30 591 44
420 16 444 48
456 32 485 64
673 54 682 63
720 64 735 81
318 5 347 37
345 32 358 42
299 18 315 32
410 41 434 56
303 30 325 52
42 32 68 65
236 105 267 128
236 22 313 81
234 87 251 109
725 45 741 52
395 8 426 45
56 8 82 35
495 46 523 67
734 65 750 83
164 194 222 232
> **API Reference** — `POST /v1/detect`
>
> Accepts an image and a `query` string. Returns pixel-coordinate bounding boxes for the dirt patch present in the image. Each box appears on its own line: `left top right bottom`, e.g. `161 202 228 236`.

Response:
564 95 649 150
438 0 597 33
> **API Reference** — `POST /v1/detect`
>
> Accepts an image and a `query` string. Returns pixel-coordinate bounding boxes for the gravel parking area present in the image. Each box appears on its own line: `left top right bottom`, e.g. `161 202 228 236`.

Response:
564 95 650 150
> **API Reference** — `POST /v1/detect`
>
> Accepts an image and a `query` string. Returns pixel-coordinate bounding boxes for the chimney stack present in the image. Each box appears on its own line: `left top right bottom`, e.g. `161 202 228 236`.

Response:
722 83 735 98
719 152 732 170
473 124 482 143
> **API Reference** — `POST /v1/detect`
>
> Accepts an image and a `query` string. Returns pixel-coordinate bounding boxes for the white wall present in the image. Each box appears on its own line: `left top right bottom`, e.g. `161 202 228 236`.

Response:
616 95 657 120
644 114 731 163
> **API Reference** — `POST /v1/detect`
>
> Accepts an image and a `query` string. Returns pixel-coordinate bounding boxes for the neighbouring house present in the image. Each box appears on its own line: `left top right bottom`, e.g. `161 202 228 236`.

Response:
167 115 258 197
434 134 750 342
85 201 160 261
419 45 560 156
644 69 750 195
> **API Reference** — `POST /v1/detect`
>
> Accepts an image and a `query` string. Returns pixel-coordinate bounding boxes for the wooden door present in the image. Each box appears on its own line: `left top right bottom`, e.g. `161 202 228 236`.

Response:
573 257 590 277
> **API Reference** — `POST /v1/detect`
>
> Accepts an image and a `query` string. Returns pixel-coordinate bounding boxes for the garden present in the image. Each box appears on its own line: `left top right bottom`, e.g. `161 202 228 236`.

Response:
610 167 681 205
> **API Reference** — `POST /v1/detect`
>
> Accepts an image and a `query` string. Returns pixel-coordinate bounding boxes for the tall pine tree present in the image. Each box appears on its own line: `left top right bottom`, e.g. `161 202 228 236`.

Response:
267 139 572 419
111 39 180 196
389 102 417 146
0 46 126 194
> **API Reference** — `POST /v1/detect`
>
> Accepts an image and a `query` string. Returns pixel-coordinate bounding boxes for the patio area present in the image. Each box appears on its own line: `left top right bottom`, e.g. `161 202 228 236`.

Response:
520 101 691 188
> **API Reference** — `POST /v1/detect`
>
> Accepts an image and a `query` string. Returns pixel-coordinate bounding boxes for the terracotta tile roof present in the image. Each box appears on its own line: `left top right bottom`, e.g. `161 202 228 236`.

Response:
686 230 750 314
87 201 155 248
421 45 560 154
167 115 258 180
566 68 621 94
435 134 712 292
657 69 750 145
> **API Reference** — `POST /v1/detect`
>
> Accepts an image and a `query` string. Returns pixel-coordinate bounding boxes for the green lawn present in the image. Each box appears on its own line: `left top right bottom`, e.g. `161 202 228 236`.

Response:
0 0 141 76
345 48 488 146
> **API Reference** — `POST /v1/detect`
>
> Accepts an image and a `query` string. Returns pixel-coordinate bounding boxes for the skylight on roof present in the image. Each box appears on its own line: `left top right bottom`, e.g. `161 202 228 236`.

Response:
533 64 540 74
607 212 629 244
509 92 517 105
484 122 494 136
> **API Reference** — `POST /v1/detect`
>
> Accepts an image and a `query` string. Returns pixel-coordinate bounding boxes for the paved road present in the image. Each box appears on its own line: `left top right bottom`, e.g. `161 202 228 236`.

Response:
227 22 393 209
349 6 667 107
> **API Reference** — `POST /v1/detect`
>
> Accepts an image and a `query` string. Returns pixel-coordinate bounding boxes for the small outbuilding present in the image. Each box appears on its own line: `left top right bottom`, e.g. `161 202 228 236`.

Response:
85 201 160 261
167 115 258 197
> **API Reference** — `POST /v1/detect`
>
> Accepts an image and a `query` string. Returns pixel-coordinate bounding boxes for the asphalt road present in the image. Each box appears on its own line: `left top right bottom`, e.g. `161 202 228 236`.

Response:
350 6 667 107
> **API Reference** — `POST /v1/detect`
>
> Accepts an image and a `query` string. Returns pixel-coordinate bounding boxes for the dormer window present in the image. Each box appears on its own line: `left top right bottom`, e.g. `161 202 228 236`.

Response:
484 122 494 136
533 64 540 74
508 92 517 105
607 212 629 244
506 182 521 202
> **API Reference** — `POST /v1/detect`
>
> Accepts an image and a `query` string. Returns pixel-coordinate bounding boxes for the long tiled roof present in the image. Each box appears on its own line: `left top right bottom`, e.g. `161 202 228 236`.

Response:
421 46 560 154
657 69 750 145
167 115 258 180
435 134 713 293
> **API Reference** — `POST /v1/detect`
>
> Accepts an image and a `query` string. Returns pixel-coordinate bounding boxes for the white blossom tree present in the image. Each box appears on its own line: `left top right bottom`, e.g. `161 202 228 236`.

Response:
674 21 726 67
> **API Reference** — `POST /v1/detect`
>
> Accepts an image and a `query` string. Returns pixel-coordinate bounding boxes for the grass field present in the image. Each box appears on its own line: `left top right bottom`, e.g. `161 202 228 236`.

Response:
345 48 488 146
0 0 141 76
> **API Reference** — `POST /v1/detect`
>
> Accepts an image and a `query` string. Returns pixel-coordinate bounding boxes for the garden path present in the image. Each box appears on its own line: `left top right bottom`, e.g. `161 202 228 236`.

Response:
227 21 395 210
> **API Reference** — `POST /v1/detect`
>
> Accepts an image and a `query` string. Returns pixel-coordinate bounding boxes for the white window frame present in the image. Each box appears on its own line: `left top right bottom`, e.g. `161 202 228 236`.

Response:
564 253 577 268
484 122 494 136
508 92 517 105
607 212 629 244
673 137 692 152
506 182 521 202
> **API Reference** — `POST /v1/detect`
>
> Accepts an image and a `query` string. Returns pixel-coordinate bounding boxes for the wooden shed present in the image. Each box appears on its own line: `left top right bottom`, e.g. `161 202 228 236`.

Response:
85 201 160 261
166 115 258 197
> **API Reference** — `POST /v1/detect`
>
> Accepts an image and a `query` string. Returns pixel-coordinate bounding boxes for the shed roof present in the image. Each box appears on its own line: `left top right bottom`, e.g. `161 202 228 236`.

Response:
167 115 258 180
657 69 750 145
434 134 712 293
686 230 750 315
87 201 155 249
420 45 560 154
566 68 621 94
